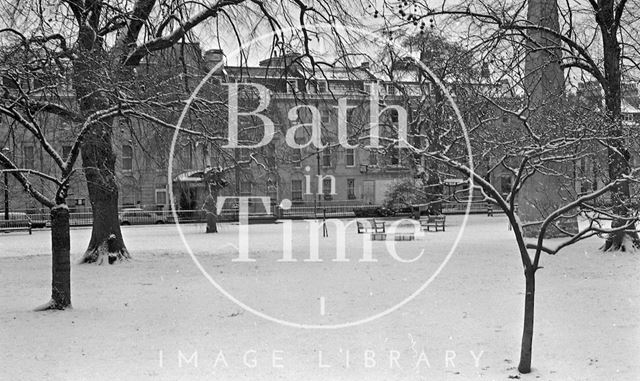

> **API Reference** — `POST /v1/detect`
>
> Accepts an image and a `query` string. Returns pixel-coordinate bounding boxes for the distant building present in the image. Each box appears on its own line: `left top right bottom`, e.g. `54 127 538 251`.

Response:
10 43 621 215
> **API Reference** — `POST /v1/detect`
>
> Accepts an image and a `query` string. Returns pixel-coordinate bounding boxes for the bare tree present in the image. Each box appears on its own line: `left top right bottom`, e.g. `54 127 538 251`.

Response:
0 45 130 308
373 0 640 250
369 25 639 373
0 0 364 263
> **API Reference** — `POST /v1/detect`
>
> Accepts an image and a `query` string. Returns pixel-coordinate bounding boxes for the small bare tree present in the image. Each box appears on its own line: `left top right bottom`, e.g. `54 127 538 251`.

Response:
368 27 639 373
0 45 129 308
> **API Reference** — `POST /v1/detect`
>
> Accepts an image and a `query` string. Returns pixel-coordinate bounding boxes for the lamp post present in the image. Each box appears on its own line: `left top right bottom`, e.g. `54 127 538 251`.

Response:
2 147 9 220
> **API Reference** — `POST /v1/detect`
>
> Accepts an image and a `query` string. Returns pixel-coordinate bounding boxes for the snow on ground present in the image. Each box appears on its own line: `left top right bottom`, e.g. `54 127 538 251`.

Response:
0 215 638 381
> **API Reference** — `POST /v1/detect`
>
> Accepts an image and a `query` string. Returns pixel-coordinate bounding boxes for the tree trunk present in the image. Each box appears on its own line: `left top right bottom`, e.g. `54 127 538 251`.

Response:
598 0 640 251
206 212 218 233
203 187 219 233
518 267 536 373
73 45 130 264
79 119 130 264
35 204 71 310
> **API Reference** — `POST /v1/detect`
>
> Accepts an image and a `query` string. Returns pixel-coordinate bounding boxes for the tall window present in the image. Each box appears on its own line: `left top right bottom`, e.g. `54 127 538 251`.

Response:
390 147 400 165
122 144 133 171
287 79 297 93
323 178 333 201
500 174 512 196
23 146 34 168
62 145 71 159
240 181 252 196
322 148 331 167
267 178 278 202
369 150 378 166
389 109 399 123
293 149 302 167
347 178 356 199
321 109 330 124
155 188 167 206
317 80 327 93
346 148 355 167
239 148 249 161
291 179 303 201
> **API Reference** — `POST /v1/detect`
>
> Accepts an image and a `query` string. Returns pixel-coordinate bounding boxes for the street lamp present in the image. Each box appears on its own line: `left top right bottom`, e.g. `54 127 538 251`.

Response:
1 147 9 220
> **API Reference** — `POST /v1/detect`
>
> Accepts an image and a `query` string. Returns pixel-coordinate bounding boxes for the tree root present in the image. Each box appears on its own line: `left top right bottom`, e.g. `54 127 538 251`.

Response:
601 232 640 252
80 234 131 264
34 299 71 311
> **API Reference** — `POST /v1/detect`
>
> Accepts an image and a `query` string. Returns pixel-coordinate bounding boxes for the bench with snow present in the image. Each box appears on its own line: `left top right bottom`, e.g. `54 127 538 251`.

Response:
356 219 385 234
370 232 415 241
420 215 446 232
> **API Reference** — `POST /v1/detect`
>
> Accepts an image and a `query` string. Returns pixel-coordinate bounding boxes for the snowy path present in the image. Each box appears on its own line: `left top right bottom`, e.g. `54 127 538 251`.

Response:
0 215 638 380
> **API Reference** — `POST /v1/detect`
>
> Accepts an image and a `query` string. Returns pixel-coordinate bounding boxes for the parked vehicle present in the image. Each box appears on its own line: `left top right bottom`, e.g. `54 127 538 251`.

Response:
119 208 166 225
352 205 394 218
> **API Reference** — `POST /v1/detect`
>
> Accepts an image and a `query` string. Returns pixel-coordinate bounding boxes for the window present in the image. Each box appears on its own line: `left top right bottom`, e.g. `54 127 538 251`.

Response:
293 149 302 167
23 146 34 168
500 175 512 195
347 179 356 200
240 181 252 196
239 148 250 162
322 148 331 167
321 109 330 124
317 80 327 93
267 178 278 202
291 180 303 201
346 148 355 167
155 188 167 206
287 79 297 93
369 150 378 166
322 178 333 201
390 147 400 165
62 145 71 159
122 144 133 171
578 157 588 175
121 178 136 206
385 84 395 95
390 109 399 123
580 181 590 194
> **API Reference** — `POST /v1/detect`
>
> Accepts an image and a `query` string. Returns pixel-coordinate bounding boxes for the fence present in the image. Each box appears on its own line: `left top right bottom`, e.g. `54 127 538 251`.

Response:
2 200 504 229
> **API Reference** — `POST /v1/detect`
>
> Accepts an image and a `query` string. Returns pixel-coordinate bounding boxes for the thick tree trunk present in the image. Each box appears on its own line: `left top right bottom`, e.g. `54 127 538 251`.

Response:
598 0 640 251
203 187 219 233
206 213 218 233
79 119 130 264
73 44 130 264
518 267 536 373
35 204 71 310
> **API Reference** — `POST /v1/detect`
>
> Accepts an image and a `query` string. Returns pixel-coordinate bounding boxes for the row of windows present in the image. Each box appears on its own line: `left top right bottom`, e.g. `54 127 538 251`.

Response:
290 148 399 167
290 178 356 201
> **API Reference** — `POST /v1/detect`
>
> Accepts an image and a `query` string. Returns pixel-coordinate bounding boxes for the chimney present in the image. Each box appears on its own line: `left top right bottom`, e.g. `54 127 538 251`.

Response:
204 49 225 73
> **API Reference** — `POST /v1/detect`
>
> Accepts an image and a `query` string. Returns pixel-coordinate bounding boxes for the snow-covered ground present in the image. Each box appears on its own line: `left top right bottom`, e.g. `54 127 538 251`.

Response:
0 215 638 380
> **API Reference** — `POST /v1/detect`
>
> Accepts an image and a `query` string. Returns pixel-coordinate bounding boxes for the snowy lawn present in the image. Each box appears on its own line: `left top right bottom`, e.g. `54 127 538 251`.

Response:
0 215 638 380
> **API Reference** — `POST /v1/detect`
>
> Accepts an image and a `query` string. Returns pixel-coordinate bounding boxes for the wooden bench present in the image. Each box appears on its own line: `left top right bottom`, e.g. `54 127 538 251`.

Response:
371 232 415 241
420 215 446 232
0 216 32 235
357 219 385 234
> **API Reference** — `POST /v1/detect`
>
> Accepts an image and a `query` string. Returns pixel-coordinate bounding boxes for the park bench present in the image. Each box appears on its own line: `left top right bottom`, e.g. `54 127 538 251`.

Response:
420 215 446 232
0 213 33 234
371 232 415 241
357 219 385 234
